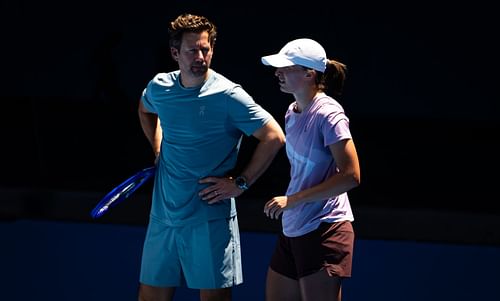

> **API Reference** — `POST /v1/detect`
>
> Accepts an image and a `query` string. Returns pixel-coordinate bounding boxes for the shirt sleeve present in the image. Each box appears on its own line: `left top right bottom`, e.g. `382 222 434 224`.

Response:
322 111 352 147
140 80 157 114
226 85 273 136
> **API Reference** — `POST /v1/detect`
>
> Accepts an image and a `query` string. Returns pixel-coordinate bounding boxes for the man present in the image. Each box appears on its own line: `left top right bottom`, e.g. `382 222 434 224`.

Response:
137 13 285 301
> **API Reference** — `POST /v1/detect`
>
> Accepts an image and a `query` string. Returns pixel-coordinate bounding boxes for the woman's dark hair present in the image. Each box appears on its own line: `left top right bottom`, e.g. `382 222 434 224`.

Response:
317 59 347 97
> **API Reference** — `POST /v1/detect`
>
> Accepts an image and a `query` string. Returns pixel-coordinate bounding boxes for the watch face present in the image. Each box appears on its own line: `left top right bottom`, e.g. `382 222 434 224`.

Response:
235 176 248 190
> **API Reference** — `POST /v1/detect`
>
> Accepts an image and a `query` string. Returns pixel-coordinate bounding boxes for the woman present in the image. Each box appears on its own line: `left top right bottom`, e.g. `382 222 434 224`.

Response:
261 38 361 301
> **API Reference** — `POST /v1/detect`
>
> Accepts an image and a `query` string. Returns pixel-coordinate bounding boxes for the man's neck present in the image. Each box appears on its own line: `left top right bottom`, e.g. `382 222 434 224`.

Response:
180 70 210 88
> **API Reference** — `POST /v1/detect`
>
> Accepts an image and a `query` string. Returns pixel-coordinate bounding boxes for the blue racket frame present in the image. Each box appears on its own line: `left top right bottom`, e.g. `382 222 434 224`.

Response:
90 166 156 218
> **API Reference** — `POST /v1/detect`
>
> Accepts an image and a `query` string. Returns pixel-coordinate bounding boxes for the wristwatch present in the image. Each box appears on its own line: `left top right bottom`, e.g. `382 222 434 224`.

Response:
234 176 249 191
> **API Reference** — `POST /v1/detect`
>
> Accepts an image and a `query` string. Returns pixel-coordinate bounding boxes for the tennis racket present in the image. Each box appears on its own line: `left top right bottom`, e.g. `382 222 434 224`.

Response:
90 166 156 218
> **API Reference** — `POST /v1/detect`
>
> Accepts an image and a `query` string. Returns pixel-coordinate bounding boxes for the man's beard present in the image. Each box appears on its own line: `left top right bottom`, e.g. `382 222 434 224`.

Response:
191 64 208 77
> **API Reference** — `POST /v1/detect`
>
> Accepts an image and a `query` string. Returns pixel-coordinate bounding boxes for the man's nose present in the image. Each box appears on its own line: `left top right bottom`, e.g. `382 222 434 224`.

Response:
194 49 204 59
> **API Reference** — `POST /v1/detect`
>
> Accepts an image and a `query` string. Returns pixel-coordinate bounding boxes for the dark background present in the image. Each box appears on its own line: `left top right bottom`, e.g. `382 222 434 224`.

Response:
1 1 499 243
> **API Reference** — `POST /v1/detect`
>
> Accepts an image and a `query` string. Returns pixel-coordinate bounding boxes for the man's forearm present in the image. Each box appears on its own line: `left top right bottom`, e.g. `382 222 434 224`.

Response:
240 120 285 186
240 138 284 186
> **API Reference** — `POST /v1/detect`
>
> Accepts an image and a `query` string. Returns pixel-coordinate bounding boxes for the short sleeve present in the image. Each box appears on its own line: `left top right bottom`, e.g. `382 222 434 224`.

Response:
322 112 352 147
227 86 273 136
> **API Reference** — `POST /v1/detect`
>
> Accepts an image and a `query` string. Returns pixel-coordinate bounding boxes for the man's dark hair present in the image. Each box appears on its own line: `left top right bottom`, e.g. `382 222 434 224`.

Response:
168 14 217 50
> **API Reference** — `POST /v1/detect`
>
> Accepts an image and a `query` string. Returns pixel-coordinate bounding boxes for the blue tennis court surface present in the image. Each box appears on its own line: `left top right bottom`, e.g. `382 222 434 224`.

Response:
2 219 500 301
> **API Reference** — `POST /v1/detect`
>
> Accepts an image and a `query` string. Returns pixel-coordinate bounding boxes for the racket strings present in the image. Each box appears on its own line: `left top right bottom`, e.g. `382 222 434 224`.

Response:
90 167 156 218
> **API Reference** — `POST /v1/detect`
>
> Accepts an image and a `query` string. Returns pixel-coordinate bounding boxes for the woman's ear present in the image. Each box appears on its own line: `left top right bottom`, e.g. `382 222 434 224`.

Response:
305 69 315 78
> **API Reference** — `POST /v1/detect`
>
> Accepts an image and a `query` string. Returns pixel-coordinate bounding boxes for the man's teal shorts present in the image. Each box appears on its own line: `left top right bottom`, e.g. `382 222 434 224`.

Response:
139 215 243 289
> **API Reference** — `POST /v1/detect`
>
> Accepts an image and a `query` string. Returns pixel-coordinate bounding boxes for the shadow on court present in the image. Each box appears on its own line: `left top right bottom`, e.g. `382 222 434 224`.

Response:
2 219 500 301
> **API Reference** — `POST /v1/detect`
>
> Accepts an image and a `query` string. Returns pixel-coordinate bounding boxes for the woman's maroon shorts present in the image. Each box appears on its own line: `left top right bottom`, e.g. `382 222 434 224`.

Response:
269 221 355 280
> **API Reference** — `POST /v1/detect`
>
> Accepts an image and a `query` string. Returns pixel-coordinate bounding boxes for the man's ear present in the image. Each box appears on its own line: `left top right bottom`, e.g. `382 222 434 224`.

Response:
170 47 179 61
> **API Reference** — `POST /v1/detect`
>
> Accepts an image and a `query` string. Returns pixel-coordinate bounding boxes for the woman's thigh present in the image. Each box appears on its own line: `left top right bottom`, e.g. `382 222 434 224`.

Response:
265 267 301 301
299 269 342 301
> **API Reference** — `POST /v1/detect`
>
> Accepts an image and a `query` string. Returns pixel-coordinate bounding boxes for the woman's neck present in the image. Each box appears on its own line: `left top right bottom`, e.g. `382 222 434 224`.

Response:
294 89 321 113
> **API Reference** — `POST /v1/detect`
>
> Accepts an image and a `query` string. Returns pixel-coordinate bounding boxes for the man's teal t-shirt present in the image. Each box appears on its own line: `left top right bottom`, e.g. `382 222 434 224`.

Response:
141 69 272 226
